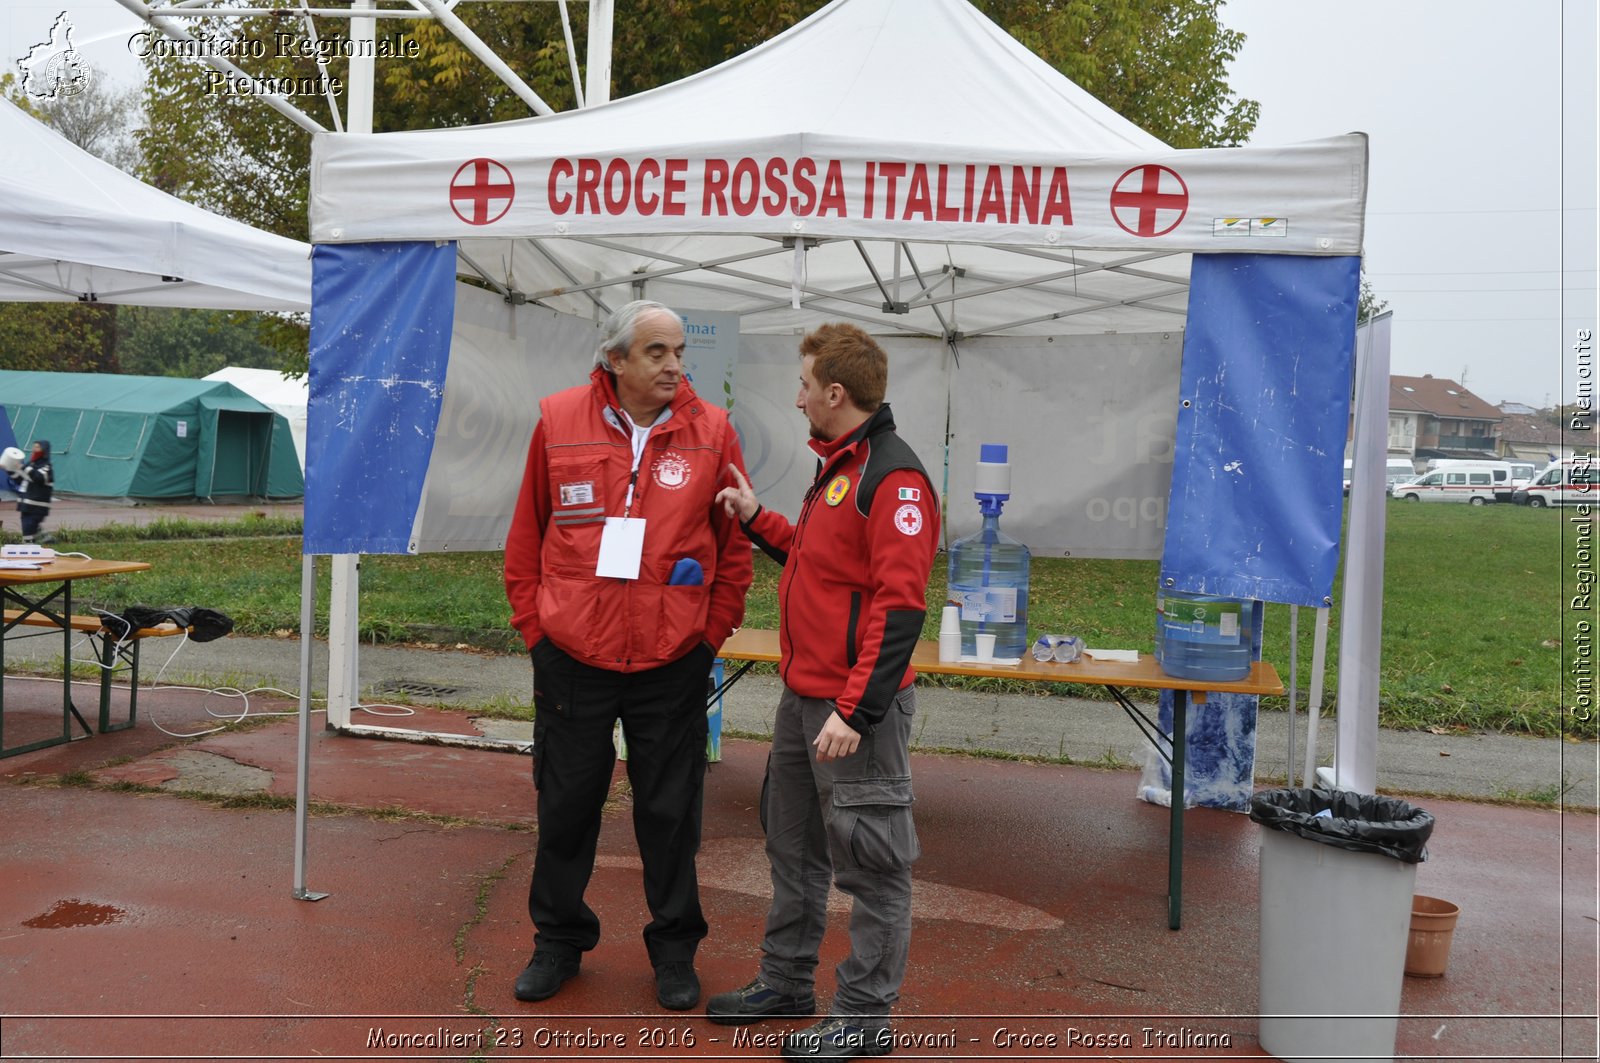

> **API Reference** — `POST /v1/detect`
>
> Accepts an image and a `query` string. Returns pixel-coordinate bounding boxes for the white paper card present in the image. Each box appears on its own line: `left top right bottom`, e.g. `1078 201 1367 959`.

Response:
596 517 646 579
1085 648 1140 663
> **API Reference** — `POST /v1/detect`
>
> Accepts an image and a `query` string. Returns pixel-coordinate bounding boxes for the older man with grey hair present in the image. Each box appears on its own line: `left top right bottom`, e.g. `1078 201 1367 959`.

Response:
504 299 754 1011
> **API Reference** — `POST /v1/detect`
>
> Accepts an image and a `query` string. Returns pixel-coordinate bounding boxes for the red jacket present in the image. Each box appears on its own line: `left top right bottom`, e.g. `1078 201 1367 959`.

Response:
504 368 753 671
743 405 938 730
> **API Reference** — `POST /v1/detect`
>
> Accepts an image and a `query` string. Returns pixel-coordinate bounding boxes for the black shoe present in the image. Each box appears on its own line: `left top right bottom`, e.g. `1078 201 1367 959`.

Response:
706 977 817 1025
514 952 579 1002
781 1017 893 1060
654 960 701 1011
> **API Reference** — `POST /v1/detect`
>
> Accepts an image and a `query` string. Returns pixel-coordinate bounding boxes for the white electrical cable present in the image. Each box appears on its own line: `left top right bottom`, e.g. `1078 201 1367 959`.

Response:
7 625 418 741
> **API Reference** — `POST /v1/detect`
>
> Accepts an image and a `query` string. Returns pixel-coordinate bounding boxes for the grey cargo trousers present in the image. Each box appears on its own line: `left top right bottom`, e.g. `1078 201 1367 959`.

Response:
757 684 920 1027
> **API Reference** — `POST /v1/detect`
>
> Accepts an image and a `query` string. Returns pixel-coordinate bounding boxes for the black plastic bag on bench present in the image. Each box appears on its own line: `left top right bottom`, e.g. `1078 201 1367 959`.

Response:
97 605 235 643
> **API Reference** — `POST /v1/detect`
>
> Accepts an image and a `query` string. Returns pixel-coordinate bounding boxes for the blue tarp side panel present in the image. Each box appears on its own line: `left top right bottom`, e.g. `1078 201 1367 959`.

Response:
1159 253 1360 607
304 241 457 555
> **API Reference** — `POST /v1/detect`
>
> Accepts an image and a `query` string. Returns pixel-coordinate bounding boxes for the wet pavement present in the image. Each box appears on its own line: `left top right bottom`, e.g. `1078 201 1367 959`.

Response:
1 498 1597 1061
1 677 1596 1061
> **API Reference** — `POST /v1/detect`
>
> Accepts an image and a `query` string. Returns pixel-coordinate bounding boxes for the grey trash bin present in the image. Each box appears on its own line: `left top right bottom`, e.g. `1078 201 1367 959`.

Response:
1250 788 1434 1063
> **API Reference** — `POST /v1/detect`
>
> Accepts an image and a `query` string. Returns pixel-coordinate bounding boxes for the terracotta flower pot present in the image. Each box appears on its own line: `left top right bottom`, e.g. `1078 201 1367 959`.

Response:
1405 895 1460 978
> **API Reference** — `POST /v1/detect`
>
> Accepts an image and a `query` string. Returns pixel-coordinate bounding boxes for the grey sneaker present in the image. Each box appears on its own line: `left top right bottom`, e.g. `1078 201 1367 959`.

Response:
706 976 816 1025
780 1016 893 1059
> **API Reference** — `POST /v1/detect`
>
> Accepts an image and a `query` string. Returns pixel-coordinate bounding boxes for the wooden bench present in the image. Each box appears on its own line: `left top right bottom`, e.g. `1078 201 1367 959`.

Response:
3 607 188 735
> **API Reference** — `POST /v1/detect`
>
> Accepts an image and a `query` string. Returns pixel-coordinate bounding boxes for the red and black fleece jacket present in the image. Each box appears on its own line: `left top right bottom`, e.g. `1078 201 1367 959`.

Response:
742 404 939 733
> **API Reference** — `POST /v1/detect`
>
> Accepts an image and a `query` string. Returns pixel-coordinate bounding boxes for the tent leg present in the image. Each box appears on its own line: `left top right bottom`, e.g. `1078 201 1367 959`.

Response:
328 555 360 729
1303 606 1331 787
1287 604 1298 787
1333 314 1392 795
294 553 328 902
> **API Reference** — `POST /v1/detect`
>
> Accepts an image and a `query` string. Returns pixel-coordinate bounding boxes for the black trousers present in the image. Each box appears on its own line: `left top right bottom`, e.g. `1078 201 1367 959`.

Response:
18 503 45 538
527 639 712 966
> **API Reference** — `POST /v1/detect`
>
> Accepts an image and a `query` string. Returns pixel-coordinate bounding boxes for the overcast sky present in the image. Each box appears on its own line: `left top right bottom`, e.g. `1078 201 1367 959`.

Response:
5 0 1597 410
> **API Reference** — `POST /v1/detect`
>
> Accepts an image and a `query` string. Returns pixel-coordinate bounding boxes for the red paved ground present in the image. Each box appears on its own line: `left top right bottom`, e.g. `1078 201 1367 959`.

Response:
0 679 1595 1061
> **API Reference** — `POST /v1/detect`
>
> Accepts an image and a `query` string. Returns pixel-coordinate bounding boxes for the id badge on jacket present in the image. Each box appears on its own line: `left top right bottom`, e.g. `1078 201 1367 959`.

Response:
596 517 646 579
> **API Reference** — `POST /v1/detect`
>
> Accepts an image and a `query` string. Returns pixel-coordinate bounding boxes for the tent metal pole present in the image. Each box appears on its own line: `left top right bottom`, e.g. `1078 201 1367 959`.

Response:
1287 604 1299 787
585 0 614 106
557 0 585 109
293 554 327 901
323 1 376 733
1332 311 1392 795
1304 605 1331 787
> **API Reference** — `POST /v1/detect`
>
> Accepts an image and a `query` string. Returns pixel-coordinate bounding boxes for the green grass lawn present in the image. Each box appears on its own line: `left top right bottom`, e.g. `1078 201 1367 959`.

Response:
42 499 1584 738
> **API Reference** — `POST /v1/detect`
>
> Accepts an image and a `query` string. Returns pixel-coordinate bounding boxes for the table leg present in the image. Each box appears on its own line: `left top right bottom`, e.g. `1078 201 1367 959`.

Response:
1 580 89 758
1167 687 1187 930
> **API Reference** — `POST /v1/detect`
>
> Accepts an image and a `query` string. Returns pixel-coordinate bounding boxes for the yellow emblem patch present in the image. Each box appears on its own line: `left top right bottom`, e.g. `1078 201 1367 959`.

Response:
824 474 851 506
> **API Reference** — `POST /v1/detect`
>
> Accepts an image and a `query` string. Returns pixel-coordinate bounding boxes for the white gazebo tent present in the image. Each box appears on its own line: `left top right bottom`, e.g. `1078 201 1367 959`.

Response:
308 0 1361 340
295 0 1382 904
0 97 311 311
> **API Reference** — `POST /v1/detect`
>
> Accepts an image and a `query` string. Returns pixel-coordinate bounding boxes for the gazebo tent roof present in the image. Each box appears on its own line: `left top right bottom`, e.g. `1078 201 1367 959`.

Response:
309 0 1365 341
0 97 311 311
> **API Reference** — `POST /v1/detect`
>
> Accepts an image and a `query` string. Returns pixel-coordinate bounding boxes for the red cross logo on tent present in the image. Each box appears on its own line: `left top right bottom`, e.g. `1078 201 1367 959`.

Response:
449 158 515 226
1110 164 1189 238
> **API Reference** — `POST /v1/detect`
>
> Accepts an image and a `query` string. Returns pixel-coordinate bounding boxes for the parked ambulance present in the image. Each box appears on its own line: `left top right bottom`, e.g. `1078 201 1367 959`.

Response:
1513 458 1597 508
1393 464 1502 505
1421 459 1520 502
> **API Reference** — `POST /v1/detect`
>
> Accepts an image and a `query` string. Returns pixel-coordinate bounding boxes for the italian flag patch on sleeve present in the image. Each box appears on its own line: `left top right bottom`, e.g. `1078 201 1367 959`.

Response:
898 487 921 501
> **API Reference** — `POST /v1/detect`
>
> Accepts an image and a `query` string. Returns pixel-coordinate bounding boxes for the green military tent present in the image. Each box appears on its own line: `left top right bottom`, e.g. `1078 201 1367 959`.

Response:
0 371 304 500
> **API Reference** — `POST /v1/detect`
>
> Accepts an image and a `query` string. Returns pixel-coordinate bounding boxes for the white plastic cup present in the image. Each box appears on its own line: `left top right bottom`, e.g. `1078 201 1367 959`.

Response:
938 631 960 663
975 633 997 662
940 604 960 634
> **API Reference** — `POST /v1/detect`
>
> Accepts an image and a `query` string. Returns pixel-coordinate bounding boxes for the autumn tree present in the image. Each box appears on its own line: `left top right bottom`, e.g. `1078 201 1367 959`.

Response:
138 0 1260 243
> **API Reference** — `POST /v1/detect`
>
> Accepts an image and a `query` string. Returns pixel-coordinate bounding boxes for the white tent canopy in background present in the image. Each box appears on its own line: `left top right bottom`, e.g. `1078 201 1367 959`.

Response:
202 366 310 469
0 97 311 312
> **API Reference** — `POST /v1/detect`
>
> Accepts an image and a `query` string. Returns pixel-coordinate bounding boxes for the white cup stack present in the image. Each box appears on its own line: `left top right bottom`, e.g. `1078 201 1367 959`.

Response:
938 604 961 663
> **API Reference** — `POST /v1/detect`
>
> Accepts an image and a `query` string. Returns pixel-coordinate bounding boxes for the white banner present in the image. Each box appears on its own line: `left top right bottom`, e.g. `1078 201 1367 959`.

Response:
311 135 1367 256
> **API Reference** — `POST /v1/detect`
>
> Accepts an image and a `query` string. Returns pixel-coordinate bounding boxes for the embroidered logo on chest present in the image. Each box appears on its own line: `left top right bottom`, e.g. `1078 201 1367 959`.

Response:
824 475 851 506
652 450 692 489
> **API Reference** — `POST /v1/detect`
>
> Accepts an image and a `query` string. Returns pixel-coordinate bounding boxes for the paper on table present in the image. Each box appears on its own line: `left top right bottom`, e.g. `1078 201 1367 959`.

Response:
0 560 42 570
957 655 1023 666
1085 648 1140 663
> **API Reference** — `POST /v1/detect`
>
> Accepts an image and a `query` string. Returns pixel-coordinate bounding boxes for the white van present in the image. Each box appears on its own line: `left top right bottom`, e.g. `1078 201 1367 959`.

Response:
1420 459 1517 502
1343 457 1419 495
1393 466 1500 505
1385 458 1417 493
1516 458 1597 508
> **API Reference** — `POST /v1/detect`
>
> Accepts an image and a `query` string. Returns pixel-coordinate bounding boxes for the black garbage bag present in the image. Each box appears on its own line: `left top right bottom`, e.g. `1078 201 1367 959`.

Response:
1249 787 1434 864
98 605 235 643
